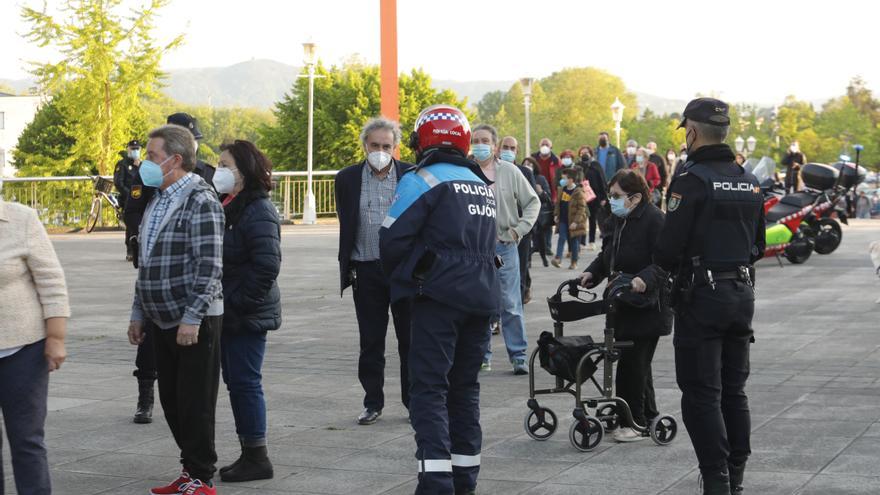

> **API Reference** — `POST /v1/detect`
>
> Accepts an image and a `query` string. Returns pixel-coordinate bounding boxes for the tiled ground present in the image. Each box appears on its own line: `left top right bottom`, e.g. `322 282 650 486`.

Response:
2 219 879 494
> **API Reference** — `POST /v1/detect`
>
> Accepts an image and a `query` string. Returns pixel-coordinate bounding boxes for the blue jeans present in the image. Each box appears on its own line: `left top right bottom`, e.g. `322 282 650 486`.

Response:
555 222 580 262
485 241 528 364
0 340 50 495
220 330 268 444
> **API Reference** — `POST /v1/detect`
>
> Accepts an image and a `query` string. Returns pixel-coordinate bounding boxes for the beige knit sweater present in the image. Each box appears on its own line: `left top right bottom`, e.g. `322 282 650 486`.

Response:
0 199 70 349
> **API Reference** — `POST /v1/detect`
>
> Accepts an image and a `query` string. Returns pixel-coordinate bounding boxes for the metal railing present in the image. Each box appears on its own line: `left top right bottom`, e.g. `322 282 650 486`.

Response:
1 171 339 228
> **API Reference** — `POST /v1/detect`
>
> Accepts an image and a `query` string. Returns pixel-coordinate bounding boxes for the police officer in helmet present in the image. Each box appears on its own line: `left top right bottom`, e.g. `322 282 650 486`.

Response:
654 98 765 495
380 105 499 495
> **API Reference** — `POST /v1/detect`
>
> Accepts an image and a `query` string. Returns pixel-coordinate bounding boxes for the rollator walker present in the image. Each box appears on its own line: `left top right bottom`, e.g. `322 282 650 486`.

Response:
523 279 679 451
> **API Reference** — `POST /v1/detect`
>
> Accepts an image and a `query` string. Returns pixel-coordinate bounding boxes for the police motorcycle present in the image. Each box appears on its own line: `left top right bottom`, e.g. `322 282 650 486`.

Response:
523 279 678 452
755 149 867 264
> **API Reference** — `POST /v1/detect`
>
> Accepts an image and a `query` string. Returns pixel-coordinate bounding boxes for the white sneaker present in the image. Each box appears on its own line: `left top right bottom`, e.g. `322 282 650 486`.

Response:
588 242 597 251
612 427 646 443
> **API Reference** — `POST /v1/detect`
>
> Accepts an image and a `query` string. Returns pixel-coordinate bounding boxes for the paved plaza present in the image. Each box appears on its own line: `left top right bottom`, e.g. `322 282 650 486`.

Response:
3 219 880 495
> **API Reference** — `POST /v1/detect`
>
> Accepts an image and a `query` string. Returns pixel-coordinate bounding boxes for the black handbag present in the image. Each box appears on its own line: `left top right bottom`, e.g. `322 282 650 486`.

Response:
537 331 599 384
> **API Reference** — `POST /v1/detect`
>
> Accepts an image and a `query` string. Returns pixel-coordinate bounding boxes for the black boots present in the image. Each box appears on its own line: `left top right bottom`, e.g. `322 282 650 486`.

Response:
728 461 746 494
220 443 274 482
133 379 154 424
701 471 731 495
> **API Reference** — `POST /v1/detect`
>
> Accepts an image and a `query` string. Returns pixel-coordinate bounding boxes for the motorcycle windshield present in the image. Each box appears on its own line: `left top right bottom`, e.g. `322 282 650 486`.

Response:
751 157 777 184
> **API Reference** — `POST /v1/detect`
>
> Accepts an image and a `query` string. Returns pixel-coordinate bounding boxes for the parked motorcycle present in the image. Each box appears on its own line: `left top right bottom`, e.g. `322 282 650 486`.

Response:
754 151 867 264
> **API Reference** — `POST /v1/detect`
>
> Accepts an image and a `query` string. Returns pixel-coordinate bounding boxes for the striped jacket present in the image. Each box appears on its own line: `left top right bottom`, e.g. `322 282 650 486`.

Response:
130 175 224 328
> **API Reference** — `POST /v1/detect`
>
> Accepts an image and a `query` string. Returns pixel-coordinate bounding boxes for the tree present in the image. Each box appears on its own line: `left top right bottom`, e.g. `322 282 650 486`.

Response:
12 95 79 176
476 90 506 123
260 63 470 170
22 0 181 175
478 68 638 160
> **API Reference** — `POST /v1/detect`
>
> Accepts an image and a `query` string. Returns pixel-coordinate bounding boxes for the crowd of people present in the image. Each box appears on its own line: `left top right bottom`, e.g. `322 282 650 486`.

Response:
0 98 764 495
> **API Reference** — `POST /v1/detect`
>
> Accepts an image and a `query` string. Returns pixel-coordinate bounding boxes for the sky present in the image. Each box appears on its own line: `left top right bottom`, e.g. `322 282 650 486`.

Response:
2 0 877 105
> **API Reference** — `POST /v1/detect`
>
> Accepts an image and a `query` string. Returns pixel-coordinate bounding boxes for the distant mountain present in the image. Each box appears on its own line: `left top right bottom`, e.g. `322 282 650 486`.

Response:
432 80 514 105
165 59 299 109
0 78 36 95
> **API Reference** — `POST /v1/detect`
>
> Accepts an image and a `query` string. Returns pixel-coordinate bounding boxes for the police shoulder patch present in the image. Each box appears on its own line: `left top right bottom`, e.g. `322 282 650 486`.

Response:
668 193 682 212
131 185 142 199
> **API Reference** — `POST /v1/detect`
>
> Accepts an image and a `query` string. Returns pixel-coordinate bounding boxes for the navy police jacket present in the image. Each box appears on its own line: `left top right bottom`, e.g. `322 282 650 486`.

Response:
379 150 500 316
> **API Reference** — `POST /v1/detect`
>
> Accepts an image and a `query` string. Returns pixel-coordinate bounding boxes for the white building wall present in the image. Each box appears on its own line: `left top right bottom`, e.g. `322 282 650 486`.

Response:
0 95 42 177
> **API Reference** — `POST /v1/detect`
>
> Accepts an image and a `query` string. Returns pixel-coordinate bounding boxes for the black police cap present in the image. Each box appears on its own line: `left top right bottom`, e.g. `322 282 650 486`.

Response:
678 97 731 128
166 112 204 140
127 139 142 148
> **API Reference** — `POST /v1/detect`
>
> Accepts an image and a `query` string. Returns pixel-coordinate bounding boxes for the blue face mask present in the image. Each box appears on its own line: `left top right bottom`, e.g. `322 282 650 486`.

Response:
559 178 569 187
499 149 516 162
139 156 173 188
610 196 631 217
471 144 493 161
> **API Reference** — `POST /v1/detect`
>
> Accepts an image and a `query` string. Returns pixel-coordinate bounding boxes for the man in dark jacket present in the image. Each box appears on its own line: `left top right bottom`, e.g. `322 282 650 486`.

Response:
123 113 216 426
114 140 142 260
596 131 626 183
578 149 607 250
380 105 499 495
781 140 806 193
646 141 669 204
335 117 413 426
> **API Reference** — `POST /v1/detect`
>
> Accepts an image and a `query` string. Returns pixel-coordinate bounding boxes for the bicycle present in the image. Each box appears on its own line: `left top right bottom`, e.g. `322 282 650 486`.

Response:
85 176 124 233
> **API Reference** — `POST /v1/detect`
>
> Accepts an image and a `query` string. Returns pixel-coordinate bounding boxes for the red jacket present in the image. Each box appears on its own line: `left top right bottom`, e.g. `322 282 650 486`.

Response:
631 161 661 192
532 152 562 202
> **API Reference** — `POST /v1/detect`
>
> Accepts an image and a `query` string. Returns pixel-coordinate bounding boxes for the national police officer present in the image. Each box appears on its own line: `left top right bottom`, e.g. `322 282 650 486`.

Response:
113 139 142 260
380 105 499 495
123 113 216 425
654 98 765 495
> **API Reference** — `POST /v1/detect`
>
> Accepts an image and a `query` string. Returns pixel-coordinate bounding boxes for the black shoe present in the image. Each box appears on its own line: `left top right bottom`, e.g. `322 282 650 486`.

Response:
523 288 532 305
728 461 746 494
700 471 731 495
220 445 274 482
357 408 382 425
220 439 244 476
133 378 154 424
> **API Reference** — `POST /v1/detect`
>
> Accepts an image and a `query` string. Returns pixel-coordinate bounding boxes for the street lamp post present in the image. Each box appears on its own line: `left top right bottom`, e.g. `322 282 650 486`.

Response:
520 77 533 156
610 97 625 148
302 41 318 225
734 135 758 158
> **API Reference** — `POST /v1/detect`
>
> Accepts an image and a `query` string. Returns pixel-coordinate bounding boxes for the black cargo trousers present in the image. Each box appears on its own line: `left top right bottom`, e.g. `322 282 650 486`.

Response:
673 279 754 475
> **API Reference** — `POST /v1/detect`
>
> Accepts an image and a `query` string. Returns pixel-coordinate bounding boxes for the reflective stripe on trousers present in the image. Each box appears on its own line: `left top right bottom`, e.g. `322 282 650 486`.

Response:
417 453 481 473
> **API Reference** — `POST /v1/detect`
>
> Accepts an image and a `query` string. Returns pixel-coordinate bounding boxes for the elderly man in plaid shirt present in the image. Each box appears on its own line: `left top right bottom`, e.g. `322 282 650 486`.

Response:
127 124 225 495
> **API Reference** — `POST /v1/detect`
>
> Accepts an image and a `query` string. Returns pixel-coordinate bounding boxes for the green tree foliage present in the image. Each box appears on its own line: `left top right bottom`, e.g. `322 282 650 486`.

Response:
260 63 470 170
481 68 638 160
12 95 79 176
22 0 182 175
142 97 275 164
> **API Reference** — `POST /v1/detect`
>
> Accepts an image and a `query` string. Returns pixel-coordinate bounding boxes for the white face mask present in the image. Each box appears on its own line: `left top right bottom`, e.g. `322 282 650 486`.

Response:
790 145 799 153
626 146 636 155
539 145 551 156
213 167 236 194
667 153 676 162
680 153 688 162
367 151 392 170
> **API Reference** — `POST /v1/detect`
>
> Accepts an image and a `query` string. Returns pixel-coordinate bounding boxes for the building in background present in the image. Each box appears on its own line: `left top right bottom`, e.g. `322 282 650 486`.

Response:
0 92 42 177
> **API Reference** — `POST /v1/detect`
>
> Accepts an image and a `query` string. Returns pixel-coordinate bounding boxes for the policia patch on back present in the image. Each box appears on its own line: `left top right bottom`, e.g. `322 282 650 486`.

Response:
131 185 142 199
668 192 682 212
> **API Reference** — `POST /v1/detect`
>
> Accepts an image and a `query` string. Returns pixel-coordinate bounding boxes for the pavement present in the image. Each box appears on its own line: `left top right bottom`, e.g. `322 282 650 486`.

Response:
3 219 880 495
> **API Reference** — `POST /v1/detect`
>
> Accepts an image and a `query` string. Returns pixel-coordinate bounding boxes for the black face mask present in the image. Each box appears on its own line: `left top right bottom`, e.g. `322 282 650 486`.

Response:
598 138 608 147
580 154 591 162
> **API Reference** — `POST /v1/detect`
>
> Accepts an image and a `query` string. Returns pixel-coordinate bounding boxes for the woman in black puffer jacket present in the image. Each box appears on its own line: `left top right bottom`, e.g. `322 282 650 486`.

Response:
213 140 281 482
579 169 672 443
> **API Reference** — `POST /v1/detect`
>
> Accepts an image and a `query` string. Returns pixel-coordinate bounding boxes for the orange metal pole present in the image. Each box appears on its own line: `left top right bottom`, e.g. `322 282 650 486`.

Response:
380 0 399 126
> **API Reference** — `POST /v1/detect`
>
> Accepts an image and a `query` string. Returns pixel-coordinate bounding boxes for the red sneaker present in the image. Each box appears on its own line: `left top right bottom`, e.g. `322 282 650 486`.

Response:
150 471 191 495
180 479 217 495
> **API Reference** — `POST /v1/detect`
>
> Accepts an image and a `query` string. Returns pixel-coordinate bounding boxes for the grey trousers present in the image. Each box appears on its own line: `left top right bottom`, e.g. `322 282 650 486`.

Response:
0 339 50 495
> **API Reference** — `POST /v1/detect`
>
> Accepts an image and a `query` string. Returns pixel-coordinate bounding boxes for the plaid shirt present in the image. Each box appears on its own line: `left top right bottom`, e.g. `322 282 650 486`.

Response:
131 176 224 328
352 165 397 261
143 173 193 258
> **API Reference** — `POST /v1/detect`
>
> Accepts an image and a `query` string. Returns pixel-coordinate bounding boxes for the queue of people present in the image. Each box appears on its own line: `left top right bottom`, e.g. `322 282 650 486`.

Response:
2 98 760 495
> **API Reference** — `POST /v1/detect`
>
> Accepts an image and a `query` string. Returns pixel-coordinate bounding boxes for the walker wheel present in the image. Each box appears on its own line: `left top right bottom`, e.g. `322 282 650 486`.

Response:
524 407 558 440
649 414 678 446
596 404 619 432
569 416 604 452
